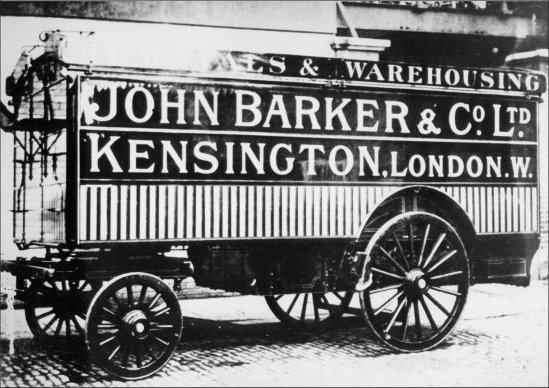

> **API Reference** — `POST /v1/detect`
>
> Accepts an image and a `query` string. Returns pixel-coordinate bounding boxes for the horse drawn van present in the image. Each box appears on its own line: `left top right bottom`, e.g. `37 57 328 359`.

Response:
1 30 545 379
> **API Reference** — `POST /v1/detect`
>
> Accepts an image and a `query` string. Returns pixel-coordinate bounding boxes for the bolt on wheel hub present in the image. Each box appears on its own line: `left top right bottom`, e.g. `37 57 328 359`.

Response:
122 310 149 339
406 269 428 294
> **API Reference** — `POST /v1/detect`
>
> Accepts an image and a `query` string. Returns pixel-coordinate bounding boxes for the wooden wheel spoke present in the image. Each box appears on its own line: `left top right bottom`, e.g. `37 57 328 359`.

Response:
138 285 148 307
419 295 438 330
371 267 405 280
78 281 89 291
332 292 343 301
401 301 411 341
313 297 320 322
408 223 414 263
54 318 64 337
111 292 124 311
42 315 58 332
430 286 462 297
321 294 330 306
285 294 300 315
417 224 430 268
98 323 117 330
135 343 143 367
151 306 171 318
71 316 85 336
152 335 170 347
377 246 407 275
425 292 451 317
108 344 121 361
430 271 463 281
300 294 309 321
426 250 457 274
413 301 422 341
391 231 410 270
384 297 407 334
65 317 71 337
368 284 403 294
102 306 119 322
374 290 404 316
126 285 134 307
422 233 446 269
48 281 60 292
148 292 162 310
99 335 118 347
36 309 55 320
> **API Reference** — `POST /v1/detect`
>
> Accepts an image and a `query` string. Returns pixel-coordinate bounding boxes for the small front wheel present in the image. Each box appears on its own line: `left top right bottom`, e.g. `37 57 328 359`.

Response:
85 273 182 380
359 211 469 352
25 279 100 340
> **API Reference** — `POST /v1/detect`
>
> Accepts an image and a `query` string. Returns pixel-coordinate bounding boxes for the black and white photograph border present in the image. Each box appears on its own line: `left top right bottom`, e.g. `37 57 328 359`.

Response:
0 1 548 387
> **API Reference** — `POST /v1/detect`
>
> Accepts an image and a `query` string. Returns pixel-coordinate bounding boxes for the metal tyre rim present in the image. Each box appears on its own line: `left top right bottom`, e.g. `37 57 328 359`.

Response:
265 291 353 330
25 279 100 340
85 273 182 380
359 211 469 352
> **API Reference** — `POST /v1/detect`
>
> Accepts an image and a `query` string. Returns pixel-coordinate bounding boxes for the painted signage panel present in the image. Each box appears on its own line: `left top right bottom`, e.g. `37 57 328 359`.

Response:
79 77 537 185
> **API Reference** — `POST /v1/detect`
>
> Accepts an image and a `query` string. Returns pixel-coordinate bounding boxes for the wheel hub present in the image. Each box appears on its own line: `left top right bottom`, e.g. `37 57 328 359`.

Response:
122 310 149 339
406 269 428 294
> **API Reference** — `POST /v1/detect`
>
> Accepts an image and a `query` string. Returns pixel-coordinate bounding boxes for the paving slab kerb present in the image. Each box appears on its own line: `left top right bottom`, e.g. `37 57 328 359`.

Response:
1 282 548 387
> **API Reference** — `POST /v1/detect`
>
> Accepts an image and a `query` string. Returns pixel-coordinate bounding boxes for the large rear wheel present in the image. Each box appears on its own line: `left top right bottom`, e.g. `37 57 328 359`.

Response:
359 211 469 352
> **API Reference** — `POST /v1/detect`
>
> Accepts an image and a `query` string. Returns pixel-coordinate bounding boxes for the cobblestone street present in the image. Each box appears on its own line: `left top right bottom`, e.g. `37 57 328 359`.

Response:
1 282 547 387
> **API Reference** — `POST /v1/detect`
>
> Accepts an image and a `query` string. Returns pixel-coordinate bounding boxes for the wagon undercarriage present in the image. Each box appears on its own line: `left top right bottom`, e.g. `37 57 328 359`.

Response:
2 209 473 378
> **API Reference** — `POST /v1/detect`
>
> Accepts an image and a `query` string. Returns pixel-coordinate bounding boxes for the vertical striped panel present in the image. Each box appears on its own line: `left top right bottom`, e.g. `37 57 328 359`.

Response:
89 186 98 241
319 186 327 236
493 187 499 233
345 187 352 236
532 187 538 231
264 186 272 238
525 187 532 231
273 186 280 237
212 186 220 238
256 186 264 237
195 185 203 238
203 186 212 239
230 186 237 238
139 186 147 240
352 187 360 235
79 187 88 241
297 186 305 237
78 184 539 241
313 186 321 236
157 186 166 239
289 186 296 236
128 186 137 240
177 186 184 238
486 187 493 233
167 185 176 239
120 186 128 240
518 187 525 231
186 186 194 239
247 185 255 238
512 187 519 232
337 186 344 236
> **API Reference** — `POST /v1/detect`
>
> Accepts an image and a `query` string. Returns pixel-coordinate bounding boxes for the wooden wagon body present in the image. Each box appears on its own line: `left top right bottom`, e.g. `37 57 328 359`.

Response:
2 43 545 378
